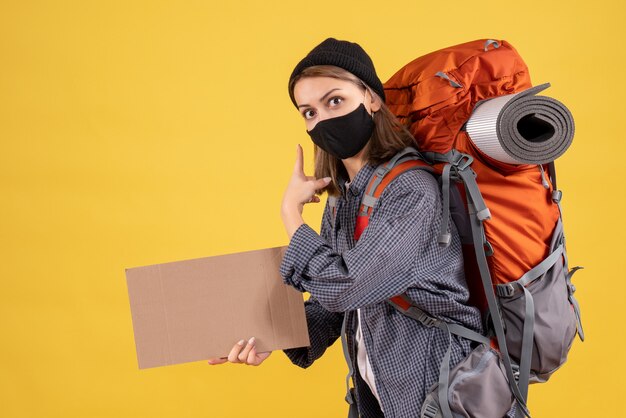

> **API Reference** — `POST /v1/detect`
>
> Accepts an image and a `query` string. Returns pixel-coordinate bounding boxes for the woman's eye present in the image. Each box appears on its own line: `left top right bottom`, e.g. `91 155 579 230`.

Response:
329 96 343 106
303 109 316 119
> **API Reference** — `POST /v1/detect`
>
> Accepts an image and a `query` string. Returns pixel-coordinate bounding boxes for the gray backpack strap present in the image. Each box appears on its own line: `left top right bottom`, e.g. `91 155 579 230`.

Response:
514 284 534 410
422 149 530 416
463 172 532 418
365 146 423 196
388 294 489 418
497 244 564 294
567 266 585 341
541 163 584 345
328 195 337 210
424 151 491 246
548 161 558 191
429 150 491 220
339 147 433 417
555 214 585 342
359 146 430 217
340 314 359 418
439 163 453 246
328 195 338 228
494 243 565 407
387 294 488 345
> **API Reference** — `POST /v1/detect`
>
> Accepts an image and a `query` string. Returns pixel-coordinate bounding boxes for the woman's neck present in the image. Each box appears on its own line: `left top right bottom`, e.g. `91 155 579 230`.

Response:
342 147 368 181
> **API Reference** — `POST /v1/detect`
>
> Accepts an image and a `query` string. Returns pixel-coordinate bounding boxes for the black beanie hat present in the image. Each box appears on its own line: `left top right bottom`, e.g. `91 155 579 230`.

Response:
288 37 386 108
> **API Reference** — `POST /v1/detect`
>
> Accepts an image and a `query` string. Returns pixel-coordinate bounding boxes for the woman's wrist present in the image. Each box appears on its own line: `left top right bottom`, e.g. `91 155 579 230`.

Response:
281 204 305 239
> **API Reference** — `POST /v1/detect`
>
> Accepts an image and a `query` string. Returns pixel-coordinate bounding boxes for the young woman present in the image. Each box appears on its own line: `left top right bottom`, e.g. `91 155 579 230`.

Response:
208 38 483 418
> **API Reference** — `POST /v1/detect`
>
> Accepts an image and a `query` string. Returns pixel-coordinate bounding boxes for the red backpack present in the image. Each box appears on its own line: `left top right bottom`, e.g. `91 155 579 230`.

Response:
339 39 583 418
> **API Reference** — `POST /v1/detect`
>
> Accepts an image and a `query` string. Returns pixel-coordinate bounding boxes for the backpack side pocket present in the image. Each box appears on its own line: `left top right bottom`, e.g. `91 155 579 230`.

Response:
496 219 579 381
421 344 514 418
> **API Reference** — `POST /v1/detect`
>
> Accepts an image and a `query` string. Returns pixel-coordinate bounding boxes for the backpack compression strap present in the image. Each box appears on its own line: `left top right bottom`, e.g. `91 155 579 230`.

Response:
424 150 532 418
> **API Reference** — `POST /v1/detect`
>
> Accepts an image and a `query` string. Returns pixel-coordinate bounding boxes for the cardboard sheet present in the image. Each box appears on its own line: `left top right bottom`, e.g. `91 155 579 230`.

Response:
125 246 310 369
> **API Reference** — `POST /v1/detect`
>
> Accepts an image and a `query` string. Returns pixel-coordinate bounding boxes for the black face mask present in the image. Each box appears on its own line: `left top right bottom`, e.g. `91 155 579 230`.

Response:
306 103 375 159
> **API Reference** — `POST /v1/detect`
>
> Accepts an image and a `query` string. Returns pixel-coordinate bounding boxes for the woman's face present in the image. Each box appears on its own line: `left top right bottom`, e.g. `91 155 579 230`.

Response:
293 76 381 131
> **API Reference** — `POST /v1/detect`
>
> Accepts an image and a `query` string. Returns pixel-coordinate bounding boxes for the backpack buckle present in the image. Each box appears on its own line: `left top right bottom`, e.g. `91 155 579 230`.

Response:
496 283 516 297
484 240 494 256
414 310 439 327
375 165 391 179
345 387 356 405
422 403 439 418
511 363 521 382
451 153 474 171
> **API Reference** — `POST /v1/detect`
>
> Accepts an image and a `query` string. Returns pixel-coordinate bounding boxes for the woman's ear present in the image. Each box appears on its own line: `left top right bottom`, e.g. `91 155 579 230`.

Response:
368 89 382 113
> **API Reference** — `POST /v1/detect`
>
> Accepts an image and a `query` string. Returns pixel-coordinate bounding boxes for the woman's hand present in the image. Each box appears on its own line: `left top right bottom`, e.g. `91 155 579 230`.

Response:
207 337 272 366
281 144 331 238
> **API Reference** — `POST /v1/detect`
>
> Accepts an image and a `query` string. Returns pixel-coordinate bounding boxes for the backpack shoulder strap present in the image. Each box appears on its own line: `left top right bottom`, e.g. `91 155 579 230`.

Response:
354 146 431 241
387 294 489 344
351 147 497 418
340 147 432 418
327 195 338 229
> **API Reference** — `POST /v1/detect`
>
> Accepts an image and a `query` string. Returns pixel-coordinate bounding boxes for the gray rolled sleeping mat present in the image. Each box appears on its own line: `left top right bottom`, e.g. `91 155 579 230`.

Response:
465 83 574 165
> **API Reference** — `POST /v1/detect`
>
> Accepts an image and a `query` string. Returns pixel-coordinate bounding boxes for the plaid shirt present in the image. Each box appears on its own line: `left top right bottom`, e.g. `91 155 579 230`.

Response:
280 163 484 418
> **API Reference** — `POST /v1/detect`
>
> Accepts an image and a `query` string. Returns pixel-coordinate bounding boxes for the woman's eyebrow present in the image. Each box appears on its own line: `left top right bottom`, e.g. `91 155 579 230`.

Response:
297 88 343 108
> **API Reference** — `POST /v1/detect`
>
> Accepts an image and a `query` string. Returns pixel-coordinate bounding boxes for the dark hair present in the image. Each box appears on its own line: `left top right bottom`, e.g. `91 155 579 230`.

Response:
289 65 416 196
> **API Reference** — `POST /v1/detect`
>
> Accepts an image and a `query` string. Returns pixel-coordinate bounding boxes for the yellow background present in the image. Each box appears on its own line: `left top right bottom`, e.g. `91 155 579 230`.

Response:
1 1 624 417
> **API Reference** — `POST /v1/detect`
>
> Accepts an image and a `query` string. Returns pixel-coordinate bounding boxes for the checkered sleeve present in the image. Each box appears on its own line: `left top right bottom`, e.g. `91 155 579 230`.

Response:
282 200 344 368
280 170 439 312
282 296 344 368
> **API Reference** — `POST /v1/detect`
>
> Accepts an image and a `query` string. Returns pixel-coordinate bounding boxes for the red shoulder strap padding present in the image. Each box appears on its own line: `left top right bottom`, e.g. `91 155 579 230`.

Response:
353 216 369 243
389 294 412 311
352 158 431 319
353 159 430 241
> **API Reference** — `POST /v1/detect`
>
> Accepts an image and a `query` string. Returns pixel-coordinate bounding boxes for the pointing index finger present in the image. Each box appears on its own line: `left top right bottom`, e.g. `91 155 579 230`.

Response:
293 144 304 176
